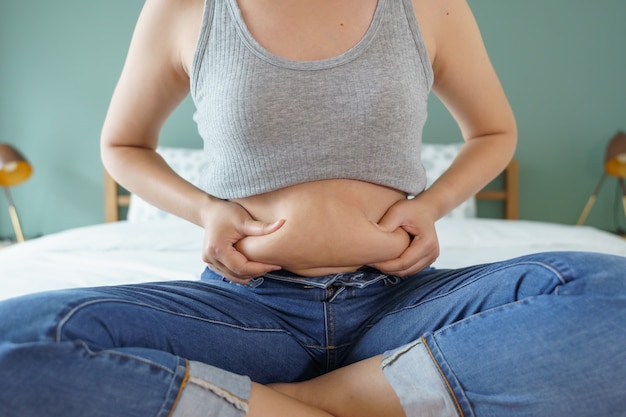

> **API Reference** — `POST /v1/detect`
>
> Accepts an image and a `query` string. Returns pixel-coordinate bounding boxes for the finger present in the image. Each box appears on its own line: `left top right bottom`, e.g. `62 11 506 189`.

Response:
379 254 435 277
371 253 433 277
241 218 285 237
208 261 276 285
218 247 282 280
203 240 281 282
372 240 439 276
209 263 252 285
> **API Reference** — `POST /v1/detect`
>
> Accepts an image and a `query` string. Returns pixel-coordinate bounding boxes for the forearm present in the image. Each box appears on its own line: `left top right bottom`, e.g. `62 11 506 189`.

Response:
418 132 516 220
101 143 217 227
420 0 518 220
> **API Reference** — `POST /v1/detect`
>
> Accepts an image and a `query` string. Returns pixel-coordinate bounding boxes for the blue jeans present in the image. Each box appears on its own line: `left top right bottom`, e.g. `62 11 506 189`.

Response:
0 251 624 416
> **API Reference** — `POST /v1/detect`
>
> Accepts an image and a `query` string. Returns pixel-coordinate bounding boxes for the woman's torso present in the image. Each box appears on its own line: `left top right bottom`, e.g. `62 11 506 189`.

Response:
233 180 411 276
181 0 436 276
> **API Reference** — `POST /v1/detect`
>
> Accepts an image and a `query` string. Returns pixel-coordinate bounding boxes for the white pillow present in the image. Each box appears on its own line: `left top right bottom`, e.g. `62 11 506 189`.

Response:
421 143 476 219
127 147 208 223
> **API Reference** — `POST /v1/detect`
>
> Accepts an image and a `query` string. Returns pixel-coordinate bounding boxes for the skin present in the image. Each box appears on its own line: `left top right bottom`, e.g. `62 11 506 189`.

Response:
100 0 517 415
232 180 412 276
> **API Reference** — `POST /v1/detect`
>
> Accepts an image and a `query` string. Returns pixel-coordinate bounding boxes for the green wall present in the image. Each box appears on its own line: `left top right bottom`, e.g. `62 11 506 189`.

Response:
1 0 625 239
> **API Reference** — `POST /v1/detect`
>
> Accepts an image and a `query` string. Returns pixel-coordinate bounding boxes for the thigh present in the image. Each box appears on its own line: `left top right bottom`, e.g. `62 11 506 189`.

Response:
347 252 626 416
345 251 586 362
0 278 317 384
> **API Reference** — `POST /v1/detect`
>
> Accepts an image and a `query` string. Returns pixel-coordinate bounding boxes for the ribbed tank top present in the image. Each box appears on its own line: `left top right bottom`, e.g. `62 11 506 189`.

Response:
190 0 434 199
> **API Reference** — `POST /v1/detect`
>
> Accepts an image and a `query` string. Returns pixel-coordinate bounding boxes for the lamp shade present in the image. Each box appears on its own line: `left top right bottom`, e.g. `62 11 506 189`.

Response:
0 144 33 187
604 131 626 178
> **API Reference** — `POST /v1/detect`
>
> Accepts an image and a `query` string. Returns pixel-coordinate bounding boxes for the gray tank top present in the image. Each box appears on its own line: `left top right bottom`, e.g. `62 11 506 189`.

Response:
190 0 434 199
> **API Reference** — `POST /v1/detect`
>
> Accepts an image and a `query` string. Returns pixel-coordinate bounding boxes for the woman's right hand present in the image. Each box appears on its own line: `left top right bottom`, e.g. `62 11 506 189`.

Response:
200 199 285 284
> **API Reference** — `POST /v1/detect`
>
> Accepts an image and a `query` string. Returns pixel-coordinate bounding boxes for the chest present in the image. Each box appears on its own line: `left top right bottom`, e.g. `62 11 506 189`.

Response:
235 0 379 62
192 0 431 167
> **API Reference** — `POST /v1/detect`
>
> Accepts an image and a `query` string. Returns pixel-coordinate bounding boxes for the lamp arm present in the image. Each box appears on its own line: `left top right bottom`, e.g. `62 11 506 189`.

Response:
577 174 607 226
619 178 626 224
2 187 25 243
3 187 16 207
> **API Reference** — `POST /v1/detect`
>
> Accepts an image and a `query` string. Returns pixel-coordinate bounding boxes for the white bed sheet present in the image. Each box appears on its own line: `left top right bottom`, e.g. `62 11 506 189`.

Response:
433 218 626 268
0 219 206 301
2 218 625 301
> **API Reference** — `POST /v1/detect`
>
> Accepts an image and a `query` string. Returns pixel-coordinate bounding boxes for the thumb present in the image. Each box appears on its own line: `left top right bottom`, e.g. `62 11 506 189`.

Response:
241 218 285 237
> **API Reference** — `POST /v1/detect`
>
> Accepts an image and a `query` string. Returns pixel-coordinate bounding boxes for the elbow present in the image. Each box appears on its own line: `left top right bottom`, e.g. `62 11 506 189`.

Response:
99 125 158 179
100 130 115 175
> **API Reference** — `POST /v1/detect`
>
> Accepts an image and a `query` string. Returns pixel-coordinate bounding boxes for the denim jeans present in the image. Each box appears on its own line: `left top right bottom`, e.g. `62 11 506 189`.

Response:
0 251 624 416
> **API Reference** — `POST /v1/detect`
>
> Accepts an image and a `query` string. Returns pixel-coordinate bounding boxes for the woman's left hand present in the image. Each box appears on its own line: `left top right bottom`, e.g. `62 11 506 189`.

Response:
369 197 440 276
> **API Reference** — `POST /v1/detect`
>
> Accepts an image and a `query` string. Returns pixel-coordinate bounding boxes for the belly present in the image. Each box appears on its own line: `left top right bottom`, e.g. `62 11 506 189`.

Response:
233 180 412 276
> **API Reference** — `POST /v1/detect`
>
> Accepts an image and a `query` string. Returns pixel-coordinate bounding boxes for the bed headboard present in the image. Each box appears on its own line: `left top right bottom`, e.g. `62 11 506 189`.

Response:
104 159 519 222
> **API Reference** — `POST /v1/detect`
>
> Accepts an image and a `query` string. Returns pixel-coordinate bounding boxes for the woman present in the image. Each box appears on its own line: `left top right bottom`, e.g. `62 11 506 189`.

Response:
1 0 624 416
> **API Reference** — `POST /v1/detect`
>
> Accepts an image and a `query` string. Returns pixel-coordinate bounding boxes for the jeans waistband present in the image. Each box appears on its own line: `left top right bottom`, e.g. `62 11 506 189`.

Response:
259 267 398 289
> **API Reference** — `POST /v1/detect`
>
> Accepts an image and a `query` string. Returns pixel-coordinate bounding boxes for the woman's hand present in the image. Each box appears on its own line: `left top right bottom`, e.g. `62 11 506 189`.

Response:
201 200 285 284
369 197 439 276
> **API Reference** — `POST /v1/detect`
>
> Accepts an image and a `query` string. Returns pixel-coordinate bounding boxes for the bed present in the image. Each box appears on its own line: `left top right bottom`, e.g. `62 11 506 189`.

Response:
2 144 626 301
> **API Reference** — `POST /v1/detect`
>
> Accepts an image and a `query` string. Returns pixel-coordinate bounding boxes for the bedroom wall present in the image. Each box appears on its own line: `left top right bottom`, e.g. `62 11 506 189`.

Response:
0 0 625 240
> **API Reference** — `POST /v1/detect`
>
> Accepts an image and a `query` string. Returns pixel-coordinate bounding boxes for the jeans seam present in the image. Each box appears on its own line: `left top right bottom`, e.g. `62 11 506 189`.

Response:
167 359 191 417
55 298 118 342
324 301 333 370
381 260 567 319
55 299 293 341
186 377 249 413
421 336 465 417
72 338 178 376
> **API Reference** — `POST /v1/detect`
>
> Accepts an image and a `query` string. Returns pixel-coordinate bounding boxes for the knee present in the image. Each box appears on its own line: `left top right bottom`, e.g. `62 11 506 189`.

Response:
0 292 59 343
515 251 626 295
0 289 104 344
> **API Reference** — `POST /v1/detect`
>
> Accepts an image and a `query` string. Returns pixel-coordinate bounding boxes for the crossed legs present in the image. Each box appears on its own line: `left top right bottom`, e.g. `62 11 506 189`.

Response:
1 252 624 417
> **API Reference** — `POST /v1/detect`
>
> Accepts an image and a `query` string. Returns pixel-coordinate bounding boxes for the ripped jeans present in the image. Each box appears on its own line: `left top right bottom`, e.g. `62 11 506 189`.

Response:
0 251 625 417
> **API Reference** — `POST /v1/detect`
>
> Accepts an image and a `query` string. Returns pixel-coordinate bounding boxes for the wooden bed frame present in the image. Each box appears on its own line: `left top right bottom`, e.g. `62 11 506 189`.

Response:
476 159 519 220
104 159 519 222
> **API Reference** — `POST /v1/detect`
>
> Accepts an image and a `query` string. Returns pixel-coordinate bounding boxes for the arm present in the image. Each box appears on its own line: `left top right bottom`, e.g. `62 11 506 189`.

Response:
372 0 517 276
101 0 204 224
421 0 517 218
100 0 282 282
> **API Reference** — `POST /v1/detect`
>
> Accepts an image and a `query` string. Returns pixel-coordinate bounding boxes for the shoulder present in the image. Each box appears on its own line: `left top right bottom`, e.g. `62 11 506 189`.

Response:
410 0 447 63
135 0 204 75
410 0 482 71
140 0 203 21
101 0 206 146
